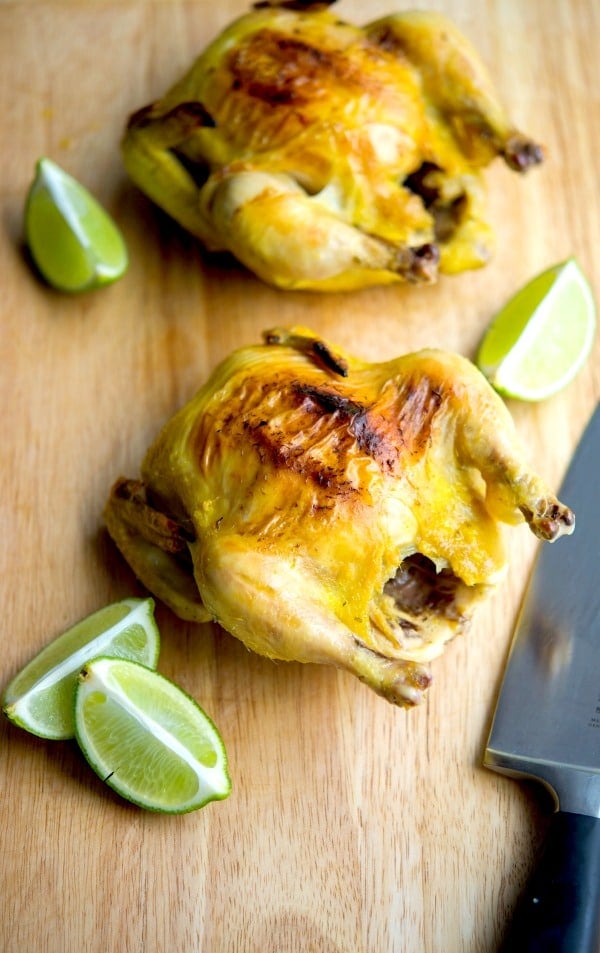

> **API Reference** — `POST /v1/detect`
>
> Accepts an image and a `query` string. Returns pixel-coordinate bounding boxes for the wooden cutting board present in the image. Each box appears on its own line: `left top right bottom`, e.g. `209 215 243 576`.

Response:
1 2 598 950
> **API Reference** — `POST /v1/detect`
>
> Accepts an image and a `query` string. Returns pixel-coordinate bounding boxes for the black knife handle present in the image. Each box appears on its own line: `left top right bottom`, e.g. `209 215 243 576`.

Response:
500 811 600 952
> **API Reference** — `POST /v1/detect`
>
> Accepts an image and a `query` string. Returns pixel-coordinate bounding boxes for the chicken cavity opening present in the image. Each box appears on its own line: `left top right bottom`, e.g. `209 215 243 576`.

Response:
384 553 468 628
173 149 211 189
402 162 466 242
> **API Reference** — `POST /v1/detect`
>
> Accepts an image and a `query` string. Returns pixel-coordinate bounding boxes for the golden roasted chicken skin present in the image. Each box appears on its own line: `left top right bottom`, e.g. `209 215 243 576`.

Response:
122 0 543 291
105 328 574 706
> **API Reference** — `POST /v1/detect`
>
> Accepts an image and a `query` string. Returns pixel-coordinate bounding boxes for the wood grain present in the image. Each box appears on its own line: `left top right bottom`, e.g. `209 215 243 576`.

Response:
1 2 598 951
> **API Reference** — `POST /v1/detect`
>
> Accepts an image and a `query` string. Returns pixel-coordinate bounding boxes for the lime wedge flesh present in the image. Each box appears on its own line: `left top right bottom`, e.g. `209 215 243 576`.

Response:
74 657 231 814
25 157 128 292
476 258 596 401
2 598 159 740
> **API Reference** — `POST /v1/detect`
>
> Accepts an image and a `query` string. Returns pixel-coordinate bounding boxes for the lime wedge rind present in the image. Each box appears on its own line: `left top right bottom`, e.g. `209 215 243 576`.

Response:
74 657 231 814
477 257 597 402
2 597 159 740
25 157 128 293
478 259 592 375
4 598 158 700
476 264 560 375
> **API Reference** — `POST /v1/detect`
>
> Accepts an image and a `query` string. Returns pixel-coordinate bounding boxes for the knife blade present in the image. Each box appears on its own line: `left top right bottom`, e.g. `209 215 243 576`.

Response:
484 402 600 953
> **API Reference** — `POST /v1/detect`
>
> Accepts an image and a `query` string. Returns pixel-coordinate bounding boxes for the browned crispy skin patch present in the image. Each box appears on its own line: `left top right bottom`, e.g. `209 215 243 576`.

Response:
389 374 444 457
234 381 373 491
292 373 445 473
201 369 448 498
293 383 401 473
228 28 387 107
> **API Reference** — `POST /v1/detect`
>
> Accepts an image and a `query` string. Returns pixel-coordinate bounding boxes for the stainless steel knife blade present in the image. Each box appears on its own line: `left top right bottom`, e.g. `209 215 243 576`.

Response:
484 402 600 952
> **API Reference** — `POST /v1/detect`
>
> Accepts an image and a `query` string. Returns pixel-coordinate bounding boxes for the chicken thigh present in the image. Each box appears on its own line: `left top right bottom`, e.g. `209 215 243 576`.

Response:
105 328 574 706
122 0 543 290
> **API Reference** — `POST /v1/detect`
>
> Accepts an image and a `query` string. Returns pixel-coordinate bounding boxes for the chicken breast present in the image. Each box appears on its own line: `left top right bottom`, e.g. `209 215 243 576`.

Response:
105 328 574 706
122 0 543 290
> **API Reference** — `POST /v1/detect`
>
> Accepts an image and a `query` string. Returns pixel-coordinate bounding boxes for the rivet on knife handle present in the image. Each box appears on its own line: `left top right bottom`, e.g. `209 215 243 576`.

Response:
500 812 600 952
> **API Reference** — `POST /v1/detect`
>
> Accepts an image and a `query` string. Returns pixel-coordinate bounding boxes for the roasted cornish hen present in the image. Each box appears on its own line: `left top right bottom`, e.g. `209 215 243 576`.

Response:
122 0 543 290
105 329 573 706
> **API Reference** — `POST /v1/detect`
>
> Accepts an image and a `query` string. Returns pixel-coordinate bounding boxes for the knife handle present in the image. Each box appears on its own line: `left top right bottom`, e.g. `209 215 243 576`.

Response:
501 811 600 952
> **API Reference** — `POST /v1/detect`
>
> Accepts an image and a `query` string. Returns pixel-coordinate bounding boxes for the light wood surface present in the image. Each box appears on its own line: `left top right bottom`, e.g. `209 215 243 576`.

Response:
1 2 599 951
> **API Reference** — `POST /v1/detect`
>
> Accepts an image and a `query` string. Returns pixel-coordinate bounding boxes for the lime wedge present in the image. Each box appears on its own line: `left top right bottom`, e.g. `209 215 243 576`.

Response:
2 598 159 740
476 258 596 401
25 157 128 292
74 657 231 813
